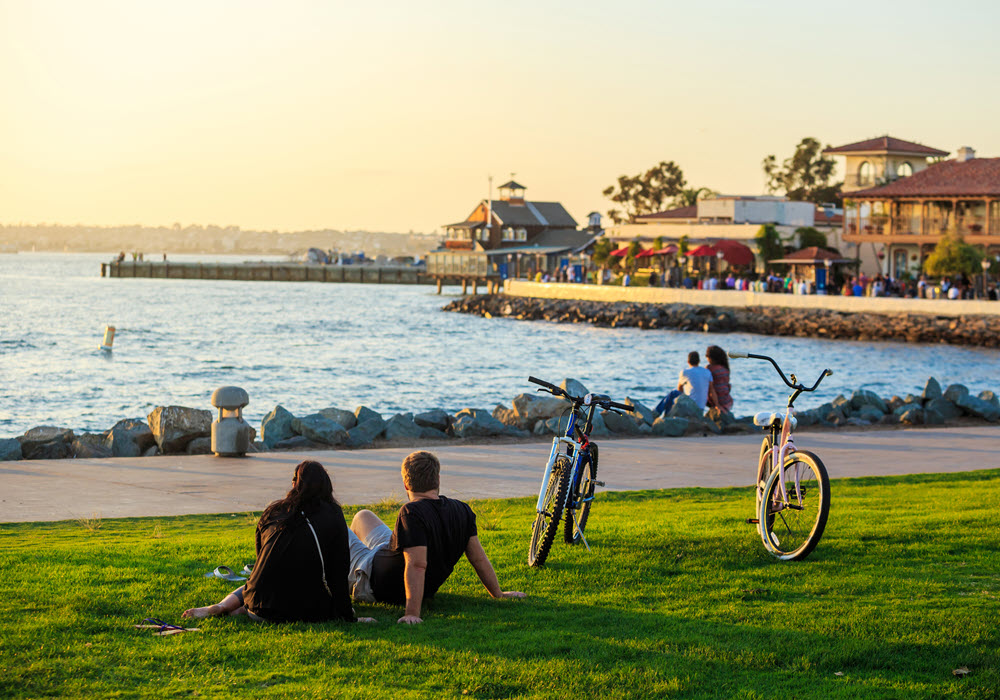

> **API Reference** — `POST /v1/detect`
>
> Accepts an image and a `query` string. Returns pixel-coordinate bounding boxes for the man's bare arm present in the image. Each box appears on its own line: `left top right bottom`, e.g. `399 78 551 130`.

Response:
399 546 428 624
465 536 525 599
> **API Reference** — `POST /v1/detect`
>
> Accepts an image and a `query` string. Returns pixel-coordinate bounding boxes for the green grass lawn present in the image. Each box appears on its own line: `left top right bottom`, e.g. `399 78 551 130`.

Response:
1 470 999 699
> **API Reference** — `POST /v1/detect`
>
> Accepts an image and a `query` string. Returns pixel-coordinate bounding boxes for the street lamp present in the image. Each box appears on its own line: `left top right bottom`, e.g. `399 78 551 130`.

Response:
822 257 832 295
981 258 991 299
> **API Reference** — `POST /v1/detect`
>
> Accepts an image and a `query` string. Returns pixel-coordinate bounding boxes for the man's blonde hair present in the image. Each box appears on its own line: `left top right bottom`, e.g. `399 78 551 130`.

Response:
401 451 440 492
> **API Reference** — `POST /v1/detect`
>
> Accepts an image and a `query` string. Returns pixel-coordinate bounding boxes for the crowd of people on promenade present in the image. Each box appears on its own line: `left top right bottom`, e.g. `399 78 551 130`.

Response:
182 452 524 626
530 266 999 300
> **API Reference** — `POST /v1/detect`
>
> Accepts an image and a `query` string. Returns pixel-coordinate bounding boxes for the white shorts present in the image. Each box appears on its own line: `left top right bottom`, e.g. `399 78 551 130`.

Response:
347 523 392 603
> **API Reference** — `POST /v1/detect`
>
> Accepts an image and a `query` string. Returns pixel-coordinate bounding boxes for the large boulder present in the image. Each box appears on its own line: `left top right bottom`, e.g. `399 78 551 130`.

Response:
451 408 508 438
419 426 451 441
354 406 383 425
274 435 324 450
625 398 656 426
106 419 156 457
685 416 722 435
923 406 945 425
854 405 886 424
72 433 112 459
19 426 74 460
0 437 22 461
925 397 962 421
922 377 943 402
317 407 357 430
651 416 687 437
292 414 349 446
538 413 572 436
415 409 451 433
186 437 213 455
850 390 888 415
898 406 924 425
667 395 702 420
943 384 970 404
346 414 387 448
559 378 589 397
261 405 296 448
491 405 523 430
512 393 566 422
147 406 212 454
601 409 642 435
384 413 424 442
955 393 1000 422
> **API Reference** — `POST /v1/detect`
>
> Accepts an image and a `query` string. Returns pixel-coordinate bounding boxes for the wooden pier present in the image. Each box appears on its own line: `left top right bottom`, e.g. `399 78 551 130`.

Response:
101 260 501 293
102 261 433 285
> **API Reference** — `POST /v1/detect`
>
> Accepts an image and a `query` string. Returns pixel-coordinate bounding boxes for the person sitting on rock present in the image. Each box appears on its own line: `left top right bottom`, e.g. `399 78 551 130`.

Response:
654 351 718 417
182 460 374 624
346 450 525 624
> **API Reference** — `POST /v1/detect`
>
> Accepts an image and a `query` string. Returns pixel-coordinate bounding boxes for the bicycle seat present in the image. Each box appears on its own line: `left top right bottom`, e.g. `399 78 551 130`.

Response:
753 411 797 429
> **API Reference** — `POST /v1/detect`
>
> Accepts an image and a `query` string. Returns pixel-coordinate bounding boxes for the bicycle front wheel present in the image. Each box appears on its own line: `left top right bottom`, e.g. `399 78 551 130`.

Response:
564 443 598 544
759 450 830 561
529 455 570 567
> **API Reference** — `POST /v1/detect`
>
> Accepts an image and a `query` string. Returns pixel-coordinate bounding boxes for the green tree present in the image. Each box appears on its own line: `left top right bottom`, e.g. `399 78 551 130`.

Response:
672 186 717 209
591 237 613 268
762 137 840 204
924 230 983 278
755 224 785 269
602 161 687 224
794 227 828 249
678 234 690 257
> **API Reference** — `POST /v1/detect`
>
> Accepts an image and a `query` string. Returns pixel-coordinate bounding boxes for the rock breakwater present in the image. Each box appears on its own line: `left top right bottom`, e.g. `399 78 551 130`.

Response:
442 295 1000 347
1 377 997 462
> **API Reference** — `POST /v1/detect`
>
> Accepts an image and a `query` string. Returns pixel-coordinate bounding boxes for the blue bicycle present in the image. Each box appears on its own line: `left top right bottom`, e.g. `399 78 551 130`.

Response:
526 376 631 567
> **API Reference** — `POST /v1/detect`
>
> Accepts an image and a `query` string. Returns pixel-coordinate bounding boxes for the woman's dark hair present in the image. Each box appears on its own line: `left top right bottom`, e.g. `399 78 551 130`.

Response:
261 460 337 528
706 345 729 370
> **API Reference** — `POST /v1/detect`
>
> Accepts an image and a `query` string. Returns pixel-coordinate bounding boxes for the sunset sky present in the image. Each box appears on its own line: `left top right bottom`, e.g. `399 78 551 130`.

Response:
2 0 998 234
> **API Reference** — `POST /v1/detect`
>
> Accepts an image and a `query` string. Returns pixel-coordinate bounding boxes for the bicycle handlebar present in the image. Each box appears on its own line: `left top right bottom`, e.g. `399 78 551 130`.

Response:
527 376 630 412
725 351 832 392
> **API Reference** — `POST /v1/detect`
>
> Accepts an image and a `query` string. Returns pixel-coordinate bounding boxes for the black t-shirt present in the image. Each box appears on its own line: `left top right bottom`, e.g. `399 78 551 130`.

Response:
370 495 478 605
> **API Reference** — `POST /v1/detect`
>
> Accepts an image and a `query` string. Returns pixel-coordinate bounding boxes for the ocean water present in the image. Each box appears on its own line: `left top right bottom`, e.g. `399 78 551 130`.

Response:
1 252 999 438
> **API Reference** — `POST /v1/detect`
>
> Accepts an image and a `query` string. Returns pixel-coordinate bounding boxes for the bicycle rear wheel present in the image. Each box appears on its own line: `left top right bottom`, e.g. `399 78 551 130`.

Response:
755 436 773 535
564 443 598 544
528 455 570 567
759 450 830 561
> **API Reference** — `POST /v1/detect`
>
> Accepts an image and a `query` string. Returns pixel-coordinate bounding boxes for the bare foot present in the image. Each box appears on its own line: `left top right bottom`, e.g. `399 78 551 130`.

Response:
182 604 222 619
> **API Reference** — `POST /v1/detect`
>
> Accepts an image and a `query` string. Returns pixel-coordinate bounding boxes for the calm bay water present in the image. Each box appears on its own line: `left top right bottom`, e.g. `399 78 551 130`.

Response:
2 253 999 438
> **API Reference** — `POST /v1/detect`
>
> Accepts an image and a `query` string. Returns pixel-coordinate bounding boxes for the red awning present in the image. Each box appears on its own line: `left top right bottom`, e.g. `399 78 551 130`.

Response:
713 240 755 266
637 244 679 258
609 246 631 257
687 244 718 257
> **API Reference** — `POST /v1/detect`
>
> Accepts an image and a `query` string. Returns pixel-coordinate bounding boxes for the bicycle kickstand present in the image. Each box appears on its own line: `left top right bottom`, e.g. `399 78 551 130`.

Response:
570 512 592 552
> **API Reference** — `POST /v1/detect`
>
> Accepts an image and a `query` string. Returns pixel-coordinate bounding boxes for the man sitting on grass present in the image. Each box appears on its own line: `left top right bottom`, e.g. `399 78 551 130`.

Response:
348 450 525 624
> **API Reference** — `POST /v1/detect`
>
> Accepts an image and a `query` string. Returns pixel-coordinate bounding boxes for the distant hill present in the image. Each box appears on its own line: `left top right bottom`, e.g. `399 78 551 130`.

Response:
0 223 440 258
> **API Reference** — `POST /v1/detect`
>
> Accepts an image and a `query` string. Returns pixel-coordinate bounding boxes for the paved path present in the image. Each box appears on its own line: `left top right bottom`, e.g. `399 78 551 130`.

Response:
2 426 998 523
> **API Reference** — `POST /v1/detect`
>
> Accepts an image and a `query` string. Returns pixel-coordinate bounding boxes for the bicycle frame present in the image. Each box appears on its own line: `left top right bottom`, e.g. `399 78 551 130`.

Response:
534 404 598 547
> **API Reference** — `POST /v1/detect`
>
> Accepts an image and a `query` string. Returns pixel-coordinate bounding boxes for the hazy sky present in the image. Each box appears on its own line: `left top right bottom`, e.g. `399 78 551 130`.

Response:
2 0 998 234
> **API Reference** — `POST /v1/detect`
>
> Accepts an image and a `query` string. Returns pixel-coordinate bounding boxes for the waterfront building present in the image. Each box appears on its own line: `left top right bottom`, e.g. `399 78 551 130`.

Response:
430 180 599 282
835 146 999 279
823 135 952 276
606 195 850 273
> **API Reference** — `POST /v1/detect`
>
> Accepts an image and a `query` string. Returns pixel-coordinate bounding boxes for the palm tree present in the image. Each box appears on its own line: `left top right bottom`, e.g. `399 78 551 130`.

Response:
672 187 717 209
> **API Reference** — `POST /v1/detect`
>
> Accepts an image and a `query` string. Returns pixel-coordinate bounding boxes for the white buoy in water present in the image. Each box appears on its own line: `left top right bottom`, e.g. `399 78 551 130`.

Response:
100 325 116 352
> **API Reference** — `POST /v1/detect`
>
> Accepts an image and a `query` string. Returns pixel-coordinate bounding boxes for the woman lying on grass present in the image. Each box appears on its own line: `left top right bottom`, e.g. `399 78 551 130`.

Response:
183 460 375 624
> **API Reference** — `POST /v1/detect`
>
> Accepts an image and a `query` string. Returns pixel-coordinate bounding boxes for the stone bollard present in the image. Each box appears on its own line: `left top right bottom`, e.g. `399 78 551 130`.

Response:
210 386 251 457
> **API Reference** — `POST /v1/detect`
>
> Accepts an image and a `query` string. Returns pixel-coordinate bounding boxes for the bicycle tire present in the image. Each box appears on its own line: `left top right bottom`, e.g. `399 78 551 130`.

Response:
759 450 830 561
528 455 571 567
756 436 773 538
564 443 598 544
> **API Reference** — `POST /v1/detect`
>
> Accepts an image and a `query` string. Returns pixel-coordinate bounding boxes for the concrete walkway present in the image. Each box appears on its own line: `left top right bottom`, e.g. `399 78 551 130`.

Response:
2 426 998 523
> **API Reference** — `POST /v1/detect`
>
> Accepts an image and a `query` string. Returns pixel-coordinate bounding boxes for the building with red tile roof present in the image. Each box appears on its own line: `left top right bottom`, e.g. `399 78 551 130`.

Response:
824 135 949 193
836 148 999 278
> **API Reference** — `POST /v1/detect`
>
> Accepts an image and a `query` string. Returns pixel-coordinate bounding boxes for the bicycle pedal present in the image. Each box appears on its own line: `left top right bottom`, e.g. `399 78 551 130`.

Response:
593 480 605 487
746 518 760 525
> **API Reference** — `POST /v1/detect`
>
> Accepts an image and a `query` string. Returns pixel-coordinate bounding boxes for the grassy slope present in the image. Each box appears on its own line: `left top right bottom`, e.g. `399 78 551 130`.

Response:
1 471 998 699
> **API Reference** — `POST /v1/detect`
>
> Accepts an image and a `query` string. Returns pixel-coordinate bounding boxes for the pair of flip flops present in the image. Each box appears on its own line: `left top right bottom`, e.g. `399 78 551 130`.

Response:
135 618 200 636
203 565 252 582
